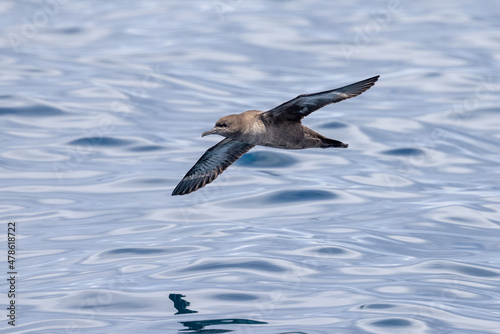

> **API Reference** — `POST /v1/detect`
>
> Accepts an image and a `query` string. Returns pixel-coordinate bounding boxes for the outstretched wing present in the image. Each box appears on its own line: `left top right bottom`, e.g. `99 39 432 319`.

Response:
172 138 254 196
263 75 379 121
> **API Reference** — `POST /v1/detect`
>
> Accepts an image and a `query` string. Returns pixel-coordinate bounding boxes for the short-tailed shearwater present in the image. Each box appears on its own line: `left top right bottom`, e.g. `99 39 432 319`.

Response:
172 75 379 196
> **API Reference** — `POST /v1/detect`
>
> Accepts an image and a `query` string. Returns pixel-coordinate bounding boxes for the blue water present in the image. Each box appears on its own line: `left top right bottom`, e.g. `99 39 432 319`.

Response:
1 0 500 333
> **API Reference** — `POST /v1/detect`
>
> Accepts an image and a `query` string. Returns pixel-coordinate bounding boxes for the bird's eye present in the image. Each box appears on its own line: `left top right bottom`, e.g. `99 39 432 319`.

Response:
221 123 228 127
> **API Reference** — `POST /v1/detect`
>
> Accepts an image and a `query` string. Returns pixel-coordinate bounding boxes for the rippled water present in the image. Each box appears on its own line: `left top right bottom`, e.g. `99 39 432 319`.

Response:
1 0 500 333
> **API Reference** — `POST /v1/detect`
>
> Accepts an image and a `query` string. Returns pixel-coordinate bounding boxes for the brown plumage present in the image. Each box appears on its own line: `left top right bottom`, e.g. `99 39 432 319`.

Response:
172 75 379 196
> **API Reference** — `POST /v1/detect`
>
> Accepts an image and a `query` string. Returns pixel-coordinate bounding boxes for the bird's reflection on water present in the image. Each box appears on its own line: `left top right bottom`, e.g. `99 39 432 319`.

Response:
169 294 198 315
169 294 267 333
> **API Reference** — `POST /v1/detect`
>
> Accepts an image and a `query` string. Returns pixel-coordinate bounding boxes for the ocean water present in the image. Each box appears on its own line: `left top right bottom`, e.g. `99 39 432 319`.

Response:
1 0 500 333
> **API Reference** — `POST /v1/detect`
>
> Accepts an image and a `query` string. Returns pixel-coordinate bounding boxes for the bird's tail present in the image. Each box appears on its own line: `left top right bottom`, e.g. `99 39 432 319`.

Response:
321 137 348 148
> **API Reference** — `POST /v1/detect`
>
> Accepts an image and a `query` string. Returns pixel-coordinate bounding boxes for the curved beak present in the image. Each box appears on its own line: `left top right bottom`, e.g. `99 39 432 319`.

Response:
202 128 217 137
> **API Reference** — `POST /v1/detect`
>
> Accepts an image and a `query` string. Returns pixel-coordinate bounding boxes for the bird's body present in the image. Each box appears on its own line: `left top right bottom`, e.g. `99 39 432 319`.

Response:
219 110 334 149
172 75 379 196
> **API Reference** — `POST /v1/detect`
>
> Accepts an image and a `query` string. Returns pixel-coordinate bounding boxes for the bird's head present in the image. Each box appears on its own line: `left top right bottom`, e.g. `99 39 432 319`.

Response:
202 114 240 138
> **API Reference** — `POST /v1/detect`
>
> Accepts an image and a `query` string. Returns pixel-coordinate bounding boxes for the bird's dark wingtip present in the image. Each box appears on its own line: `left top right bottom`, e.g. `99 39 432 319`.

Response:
361 75 380 86
171 185 186 196
351 75 380 96
365 75 380 84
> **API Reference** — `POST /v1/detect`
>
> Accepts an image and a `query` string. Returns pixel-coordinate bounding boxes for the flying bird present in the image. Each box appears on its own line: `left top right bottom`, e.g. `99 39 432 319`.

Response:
172 75 379 196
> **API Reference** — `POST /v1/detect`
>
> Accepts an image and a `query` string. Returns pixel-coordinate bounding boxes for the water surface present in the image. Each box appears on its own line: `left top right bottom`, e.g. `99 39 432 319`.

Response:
1 0 499 333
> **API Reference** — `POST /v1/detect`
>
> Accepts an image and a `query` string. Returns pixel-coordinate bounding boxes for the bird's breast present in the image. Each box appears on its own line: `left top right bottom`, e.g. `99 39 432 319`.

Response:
240 119 267 145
